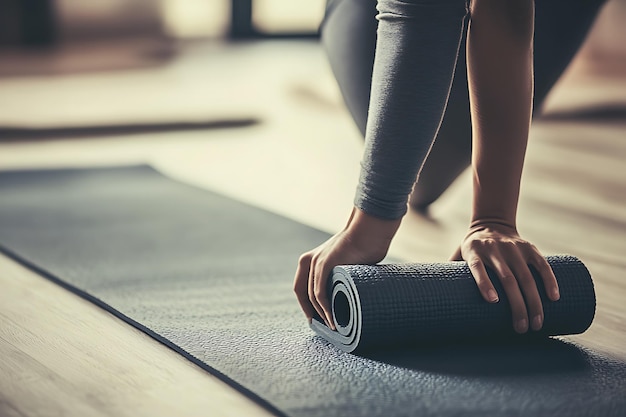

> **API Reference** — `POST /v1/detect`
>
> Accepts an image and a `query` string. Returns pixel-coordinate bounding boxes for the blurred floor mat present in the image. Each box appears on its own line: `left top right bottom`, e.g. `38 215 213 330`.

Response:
0 118 259 141
0 165 624 417
0 45 264 141
540 104 626 122
0 38 175 77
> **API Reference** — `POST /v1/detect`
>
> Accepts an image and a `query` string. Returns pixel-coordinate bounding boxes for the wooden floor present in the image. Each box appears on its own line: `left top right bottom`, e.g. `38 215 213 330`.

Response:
1 28 625 417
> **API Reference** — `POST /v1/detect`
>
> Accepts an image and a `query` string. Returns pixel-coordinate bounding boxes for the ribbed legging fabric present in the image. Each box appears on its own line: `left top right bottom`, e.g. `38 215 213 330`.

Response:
321 0 607 217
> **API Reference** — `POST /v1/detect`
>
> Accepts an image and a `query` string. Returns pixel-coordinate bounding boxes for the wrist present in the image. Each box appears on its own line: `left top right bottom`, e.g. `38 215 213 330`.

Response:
466 220 519 239
469 217 517 232
344 207 401 255
471 168 521 233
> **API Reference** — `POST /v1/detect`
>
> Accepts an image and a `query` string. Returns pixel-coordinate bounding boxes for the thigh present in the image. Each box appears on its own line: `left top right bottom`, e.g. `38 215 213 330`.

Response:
533 0 607 111
320 0 378 135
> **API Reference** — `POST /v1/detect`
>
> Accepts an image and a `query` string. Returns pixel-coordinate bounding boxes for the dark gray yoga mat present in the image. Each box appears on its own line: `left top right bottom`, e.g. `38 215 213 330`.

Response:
0 165 625 417
312 258 595 353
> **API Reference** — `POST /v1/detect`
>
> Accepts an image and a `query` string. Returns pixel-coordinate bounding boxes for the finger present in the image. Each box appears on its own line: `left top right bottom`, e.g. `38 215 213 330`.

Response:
510 256 544 332
467 257 499 303
307 255 327 324
314 260 335 330
529 253 560 302
294 254 316 321
490 256 529 334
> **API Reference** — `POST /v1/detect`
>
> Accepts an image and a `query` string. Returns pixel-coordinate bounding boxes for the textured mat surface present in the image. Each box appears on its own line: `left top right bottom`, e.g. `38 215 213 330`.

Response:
0 165 625 417
312 259 595 353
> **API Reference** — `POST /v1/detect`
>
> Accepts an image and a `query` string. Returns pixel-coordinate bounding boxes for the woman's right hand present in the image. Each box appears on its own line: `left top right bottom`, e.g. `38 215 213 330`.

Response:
293 208 401 329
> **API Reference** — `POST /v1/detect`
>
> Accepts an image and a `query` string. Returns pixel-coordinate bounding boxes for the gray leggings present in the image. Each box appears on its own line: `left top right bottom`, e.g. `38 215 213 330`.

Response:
321 0 606 217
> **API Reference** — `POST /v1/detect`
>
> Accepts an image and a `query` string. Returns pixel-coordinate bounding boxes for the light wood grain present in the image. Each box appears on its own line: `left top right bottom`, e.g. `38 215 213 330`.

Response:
0 253 274 417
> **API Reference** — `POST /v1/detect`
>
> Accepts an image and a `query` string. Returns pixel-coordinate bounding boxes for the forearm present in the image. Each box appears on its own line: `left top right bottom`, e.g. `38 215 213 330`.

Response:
467 0 535 228
355 0 469 220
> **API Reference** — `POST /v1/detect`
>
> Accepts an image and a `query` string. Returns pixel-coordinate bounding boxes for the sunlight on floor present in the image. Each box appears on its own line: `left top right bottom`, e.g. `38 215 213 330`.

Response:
252 0 325 33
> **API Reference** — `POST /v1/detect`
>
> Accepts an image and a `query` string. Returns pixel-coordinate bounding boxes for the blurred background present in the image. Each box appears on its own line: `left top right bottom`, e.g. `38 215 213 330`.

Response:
0 0 624 230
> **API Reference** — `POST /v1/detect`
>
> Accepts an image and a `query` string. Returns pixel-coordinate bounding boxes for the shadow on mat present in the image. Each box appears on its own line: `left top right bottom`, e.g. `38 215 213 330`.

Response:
0 118 260 141
362 337 595 377
540 104 626 122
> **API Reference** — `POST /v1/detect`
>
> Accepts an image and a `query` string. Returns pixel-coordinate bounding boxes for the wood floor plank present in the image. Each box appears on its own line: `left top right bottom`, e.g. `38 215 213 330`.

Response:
0 254 274 417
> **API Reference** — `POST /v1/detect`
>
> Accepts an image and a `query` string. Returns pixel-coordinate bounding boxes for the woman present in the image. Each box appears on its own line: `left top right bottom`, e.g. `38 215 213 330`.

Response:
294 0 606 334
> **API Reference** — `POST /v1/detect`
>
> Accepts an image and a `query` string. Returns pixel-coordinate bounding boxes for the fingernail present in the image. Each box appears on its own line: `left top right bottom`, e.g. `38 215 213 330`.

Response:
488 289 499 303
532 315 543 331
552 288 560 301
515 318 528 334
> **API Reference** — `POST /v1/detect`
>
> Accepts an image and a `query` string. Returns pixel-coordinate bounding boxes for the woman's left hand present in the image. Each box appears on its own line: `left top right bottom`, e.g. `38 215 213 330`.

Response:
451 222 560 334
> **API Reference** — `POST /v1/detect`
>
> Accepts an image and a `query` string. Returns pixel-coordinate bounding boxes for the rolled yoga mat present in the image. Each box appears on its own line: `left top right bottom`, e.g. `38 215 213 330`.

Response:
311 258 595 353
1 165 624 417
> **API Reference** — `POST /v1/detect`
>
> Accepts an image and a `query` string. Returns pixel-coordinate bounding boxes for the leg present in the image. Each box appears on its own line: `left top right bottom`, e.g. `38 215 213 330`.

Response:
409 28 472 211
532 0 607 113
320 0 378 136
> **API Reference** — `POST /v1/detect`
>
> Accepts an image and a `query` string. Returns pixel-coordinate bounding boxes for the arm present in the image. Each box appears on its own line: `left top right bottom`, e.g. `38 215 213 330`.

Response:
294 0 469 328
458 0 560 333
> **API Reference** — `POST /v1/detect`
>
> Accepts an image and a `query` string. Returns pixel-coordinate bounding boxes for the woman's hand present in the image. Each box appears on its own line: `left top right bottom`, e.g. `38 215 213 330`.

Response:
293 208 401 329
452 222 560 333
